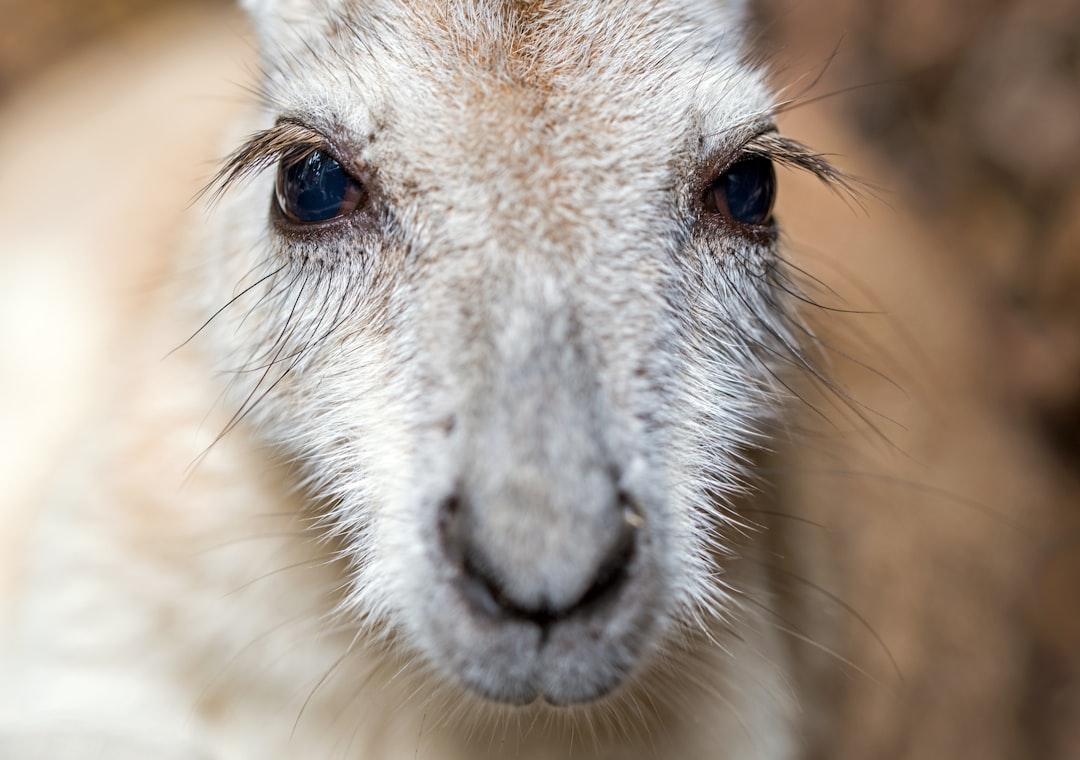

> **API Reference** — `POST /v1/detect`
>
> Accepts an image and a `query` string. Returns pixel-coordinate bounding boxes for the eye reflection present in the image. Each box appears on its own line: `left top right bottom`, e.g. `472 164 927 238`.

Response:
703 156 776 227
275 149 366 224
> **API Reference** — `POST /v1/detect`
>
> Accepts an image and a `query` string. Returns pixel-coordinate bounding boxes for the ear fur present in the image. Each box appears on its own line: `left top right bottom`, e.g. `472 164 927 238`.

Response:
710 0 752 34
239 0 347 57
238 0 283 47
237 0 277 19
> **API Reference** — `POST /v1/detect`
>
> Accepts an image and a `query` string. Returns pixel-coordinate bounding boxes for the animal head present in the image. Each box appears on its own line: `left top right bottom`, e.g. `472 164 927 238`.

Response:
204 0 830 708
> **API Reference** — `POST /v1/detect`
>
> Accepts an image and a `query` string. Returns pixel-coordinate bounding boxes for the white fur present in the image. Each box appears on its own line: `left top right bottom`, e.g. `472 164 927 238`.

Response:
2 1 808 757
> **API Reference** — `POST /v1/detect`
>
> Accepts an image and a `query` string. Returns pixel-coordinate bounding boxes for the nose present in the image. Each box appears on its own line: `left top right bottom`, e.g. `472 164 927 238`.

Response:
437 483 641 627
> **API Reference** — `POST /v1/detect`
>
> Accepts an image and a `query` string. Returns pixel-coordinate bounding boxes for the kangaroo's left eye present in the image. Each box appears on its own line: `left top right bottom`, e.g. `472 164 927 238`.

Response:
275 149 367 224
703 156 776 227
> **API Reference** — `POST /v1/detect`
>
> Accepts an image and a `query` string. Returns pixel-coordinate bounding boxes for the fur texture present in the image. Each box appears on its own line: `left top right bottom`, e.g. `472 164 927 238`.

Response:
0 1 840 757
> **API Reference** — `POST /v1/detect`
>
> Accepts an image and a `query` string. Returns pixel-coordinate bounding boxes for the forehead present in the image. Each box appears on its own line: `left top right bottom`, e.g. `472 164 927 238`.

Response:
258 0 773 153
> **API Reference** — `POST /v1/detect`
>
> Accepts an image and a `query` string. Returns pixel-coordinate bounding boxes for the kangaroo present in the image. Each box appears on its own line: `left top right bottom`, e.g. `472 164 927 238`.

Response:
0 1 845 757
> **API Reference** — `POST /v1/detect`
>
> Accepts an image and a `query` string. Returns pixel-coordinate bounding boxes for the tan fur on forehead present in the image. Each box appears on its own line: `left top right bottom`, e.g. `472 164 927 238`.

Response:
245 0 769 173
250 0 750 75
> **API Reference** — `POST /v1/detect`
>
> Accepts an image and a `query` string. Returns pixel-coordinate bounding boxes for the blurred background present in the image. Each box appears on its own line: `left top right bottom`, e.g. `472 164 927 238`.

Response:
0 0 1077 758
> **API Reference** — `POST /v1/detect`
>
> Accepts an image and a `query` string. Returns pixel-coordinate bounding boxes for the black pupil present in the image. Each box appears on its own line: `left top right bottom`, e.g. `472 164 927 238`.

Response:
722 157 776 225
281 150 350 223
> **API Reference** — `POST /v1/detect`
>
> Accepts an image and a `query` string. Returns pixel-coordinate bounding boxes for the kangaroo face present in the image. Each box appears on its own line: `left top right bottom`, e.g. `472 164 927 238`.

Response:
209 0 796 706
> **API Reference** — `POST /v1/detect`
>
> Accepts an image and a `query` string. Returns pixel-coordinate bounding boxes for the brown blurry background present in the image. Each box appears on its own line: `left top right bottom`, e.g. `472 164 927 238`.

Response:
750 2 1080 758
0 1 1078 758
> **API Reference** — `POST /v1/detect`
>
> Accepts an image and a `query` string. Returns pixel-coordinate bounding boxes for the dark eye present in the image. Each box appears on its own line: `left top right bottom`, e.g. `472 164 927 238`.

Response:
275 149 366 224
703 156 776 226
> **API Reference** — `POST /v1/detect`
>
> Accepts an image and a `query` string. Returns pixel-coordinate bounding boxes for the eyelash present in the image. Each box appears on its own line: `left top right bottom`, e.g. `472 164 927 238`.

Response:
206 123 849 236
206 121 331 206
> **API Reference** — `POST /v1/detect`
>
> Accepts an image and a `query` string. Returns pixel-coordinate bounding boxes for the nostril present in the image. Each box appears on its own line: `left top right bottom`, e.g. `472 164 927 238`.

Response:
437 481 645 626
573 515 636 615
450 503 640 627
438 493 460 527
438 491 464 557
439 491 516 618
460 552 515 620
618 487 645 528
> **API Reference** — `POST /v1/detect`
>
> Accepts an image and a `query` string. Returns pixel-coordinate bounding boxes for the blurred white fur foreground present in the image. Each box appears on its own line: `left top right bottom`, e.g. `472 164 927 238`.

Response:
0 1 836 758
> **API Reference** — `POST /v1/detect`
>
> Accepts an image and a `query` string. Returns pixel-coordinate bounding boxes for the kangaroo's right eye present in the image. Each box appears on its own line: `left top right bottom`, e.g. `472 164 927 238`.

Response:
275 149 366 224
702 156 776 227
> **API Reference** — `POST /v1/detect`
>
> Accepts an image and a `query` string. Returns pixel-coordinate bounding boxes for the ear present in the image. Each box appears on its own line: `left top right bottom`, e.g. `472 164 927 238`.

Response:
239 0 341 55
719 0 751 31
239 0 348 23
237 0 278 22
723 0 749 17
238 0 300 18
238 0 283 46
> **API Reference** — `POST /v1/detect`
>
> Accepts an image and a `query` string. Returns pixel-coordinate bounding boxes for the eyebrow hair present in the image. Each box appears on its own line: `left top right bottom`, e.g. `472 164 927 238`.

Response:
203 119 328 204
